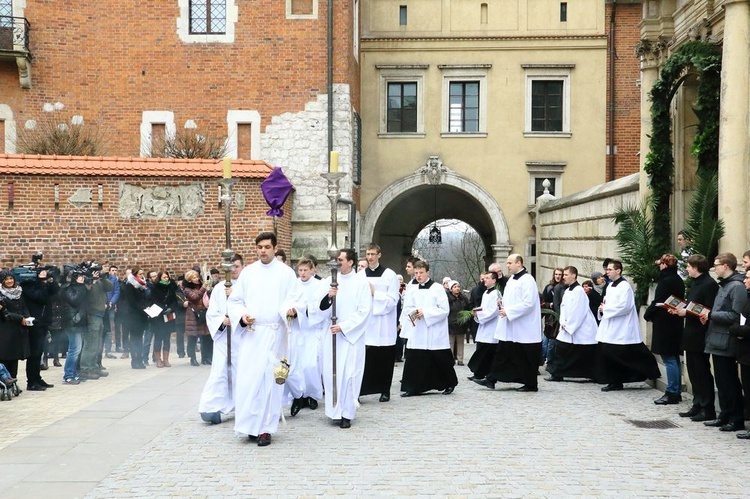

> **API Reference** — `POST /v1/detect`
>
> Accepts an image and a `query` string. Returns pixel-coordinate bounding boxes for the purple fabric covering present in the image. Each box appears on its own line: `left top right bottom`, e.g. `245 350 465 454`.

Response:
260 167 293 217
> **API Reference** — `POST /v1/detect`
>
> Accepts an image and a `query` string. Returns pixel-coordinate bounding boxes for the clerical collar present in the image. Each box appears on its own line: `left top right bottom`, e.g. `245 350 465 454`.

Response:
512 268 527 280
418 279 434 289
566 281 579 290
610 277 625 287
409 278 417 285
485 287 496 294
365 265 385 277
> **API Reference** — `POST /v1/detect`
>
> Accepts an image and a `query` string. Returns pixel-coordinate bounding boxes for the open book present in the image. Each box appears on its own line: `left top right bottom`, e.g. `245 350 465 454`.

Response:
143 304 163 319
685 301 711 318
656 295 686 310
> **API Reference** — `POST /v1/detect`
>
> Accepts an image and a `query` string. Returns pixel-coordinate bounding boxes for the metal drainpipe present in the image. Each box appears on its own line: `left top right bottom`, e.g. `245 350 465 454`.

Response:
327 0 334 159
608 0 617 181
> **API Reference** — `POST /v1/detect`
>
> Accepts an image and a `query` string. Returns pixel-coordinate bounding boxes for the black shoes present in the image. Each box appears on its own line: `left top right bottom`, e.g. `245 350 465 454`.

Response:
27 384 47 391
442 386 455 395
190 358 200 367
308 397 318 410
654 392 682 405
200 412 221 424
467 375 482 382
690 411 716 422
39 379 54 388
704 419 728 427
474 378 495 390
601 383 623 392
291 398 303 416
400 392 415 397
679 406 701 418
257 433 272 446
379 393 390 402
131 363 146 370
737 431 750 439
720 421 745 432
340 418 351 429
545 375 563 382
515 385 538 392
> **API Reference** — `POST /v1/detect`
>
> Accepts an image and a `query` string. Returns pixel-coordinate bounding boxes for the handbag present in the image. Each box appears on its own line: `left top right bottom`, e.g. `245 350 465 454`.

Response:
163 307 176 323
191 307 207 325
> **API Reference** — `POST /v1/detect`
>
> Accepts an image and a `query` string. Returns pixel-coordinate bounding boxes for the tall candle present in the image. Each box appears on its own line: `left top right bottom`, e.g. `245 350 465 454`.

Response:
329 150 339 173
222 157 232 179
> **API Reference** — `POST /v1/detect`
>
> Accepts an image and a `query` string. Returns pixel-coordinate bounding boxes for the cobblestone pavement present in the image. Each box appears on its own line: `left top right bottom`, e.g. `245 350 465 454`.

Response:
3 344 750 498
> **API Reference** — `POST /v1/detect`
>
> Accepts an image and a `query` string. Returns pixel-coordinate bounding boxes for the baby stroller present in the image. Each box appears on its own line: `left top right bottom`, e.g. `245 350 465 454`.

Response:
0 377 20 401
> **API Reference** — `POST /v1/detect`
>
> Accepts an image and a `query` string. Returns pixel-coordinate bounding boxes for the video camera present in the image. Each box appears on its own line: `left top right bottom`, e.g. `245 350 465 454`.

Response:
63 261 106 284
11 253 61 284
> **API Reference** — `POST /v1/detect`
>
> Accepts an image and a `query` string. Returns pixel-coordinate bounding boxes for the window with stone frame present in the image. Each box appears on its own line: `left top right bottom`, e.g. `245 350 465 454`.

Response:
387 82 418 133
190 0 227 34
448 81 480 133
531 80 563 132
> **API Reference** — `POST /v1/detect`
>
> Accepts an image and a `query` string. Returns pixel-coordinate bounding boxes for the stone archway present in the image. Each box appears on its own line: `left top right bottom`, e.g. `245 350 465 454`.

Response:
361 156 511 271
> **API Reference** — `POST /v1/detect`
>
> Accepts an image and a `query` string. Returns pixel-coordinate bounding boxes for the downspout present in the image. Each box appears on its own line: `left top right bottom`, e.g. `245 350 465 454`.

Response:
608 0 617 181
338 198 357 249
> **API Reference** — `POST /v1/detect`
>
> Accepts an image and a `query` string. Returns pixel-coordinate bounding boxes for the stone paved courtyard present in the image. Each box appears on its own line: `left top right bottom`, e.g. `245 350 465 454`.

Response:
3 343 749 498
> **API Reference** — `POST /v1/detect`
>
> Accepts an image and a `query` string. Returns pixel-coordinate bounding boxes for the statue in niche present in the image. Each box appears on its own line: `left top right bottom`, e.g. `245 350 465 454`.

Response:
118 182 204 219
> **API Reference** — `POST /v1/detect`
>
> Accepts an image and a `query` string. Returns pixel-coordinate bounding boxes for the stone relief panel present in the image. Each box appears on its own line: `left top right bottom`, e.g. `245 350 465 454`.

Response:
68 188 93 209
118 183 204 219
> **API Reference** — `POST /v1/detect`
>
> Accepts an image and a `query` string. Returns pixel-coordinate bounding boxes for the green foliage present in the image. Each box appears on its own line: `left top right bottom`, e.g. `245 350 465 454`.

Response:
456 310 474 326
683 171 724 262
643 41 722 255
613 201 662 306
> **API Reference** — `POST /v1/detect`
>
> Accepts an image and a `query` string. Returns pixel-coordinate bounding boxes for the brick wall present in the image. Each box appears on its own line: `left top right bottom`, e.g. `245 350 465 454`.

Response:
0 175 292 275
0 0 358 157
605 3 642 180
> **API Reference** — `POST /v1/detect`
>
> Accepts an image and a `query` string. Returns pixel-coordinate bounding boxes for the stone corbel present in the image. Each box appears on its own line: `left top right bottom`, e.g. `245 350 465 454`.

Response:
16 57 31 89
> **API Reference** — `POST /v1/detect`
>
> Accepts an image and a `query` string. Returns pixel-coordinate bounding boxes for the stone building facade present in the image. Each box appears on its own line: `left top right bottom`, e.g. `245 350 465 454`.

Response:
0 0 360 261
0 154 291 273
359 0 642 272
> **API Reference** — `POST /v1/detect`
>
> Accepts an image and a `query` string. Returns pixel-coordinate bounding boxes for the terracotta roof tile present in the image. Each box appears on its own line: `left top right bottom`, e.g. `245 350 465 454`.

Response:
0 154 275 179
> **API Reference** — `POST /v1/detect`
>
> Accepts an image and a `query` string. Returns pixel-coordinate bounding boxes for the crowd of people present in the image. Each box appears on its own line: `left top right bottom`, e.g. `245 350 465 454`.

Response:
0 256 229 396
6 231 750 445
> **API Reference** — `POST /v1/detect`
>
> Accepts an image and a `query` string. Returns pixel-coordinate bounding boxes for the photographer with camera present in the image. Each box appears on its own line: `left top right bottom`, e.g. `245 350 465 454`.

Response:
61 269 89 385
80 263 113 380
21 266 59 391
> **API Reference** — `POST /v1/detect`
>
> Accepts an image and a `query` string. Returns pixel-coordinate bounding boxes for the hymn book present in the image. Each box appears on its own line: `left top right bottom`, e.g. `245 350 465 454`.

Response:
656 295 687 310
407 309 421 326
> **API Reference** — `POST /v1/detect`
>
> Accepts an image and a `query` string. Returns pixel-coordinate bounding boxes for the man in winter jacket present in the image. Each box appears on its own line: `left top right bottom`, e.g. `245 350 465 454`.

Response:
703 252 747 432
21 269 59 391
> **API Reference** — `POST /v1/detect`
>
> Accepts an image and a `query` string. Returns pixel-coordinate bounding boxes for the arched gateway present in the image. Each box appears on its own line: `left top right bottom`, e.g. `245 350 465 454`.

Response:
361 157 512 272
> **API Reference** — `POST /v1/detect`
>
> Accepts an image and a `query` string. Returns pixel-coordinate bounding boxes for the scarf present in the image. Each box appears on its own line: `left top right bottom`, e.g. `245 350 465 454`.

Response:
0 285 22 300
127 274 146 290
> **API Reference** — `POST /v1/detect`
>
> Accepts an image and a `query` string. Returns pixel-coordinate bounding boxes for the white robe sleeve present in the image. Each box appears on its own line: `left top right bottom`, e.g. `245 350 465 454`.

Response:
371 269 400 317
338 278 372 345
421 284 449 327
206 280 229 340
560 287 585 335
504 278 537 322
475 290 499 324
601 284 634 320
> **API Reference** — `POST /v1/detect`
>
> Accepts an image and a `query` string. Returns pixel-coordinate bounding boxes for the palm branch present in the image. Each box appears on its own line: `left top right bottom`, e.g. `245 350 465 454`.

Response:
613 200 662 305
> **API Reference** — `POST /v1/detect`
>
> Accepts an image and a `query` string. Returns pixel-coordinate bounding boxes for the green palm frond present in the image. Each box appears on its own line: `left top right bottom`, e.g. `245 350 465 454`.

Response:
613 200 662 306
456 310 474 325
683 171 724 262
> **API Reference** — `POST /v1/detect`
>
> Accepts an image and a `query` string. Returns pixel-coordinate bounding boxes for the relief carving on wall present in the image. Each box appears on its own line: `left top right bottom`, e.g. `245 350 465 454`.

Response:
118 183 204 219
68 188 93 209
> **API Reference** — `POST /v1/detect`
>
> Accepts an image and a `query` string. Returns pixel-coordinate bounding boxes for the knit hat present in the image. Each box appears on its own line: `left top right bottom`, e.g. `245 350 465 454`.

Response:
448 280 460 291
591 271 603 281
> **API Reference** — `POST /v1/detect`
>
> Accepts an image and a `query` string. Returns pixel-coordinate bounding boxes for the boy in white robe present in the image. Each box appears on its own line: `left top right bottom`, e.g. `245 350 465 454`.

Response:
399 260 458 396
227 233 302 447
545 266 599 382
198 253 244 424
467 271 500 382
285 256 327 416
319 248 372 429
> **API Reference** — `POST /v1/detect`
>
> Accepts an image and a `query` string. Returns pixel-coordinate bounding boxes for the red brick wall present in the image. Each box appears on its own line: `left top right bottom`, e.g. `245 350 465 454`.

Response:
0 175 292 274
0 1 358 157
605 3 642 180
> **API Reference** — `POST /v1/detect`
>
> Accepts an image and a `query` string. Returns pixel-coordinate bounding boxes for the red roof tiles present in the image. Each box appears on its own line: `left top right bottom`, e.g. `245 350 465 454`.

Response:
0 154 274 178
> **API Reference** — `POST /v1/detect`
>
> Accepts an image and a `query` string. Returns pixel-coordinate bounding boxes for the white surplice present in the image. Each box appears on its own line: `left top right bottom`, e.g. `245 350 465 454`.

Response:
198 279 240 415
596 278 642 344
400 280 450 350
320 270 372 420
364 266 400 346
557 282 598 345
474 289 500 344
227 259 301 437
283 276 327 404
497 270 541 343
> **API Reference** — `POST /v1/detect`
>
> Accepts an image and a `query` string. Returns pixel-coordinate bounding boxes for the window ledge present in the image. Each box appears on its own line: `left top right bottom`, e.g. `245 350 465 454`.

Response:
378 132 426 139
440 132 487 138
523 132 572 138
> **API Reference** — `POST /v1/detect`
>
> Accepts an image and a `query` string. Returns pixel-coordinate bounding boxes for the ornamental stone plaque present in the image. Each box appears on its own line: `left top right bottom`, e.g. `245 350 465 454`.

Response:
118 182 204 219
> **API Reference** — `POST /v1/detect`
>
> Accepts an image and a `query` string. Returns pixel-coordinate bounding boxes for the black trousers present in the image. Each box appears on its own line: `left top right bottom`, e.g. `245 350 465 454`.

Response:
25 326 46 385
685 351 715 413
713 354 744 425
742 363 750 419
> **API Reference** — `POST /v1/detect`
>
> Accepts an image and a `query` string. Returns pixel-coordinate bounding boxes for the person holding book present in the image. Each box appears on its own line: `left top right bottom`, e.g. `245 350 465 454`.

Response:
668 254 718 421
399 260 458 397
644 254 685 405
728 268 750 439
701 253 747 432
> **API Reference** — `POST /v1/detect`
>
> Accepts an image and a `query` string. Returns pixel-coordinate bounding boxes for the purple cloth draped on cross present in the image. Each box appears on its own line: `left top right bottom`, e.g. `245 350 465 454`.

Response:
260 167 294 232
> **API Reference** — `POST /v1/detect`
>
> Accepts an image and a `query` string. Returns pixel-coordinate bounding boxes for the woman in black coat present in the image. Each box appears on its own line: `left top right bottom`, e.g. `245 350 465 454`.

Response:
0 271 32 381
149 271 181 368
447 280 470 365
644 254 685 405
120 267 150 369
670 254 718 421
